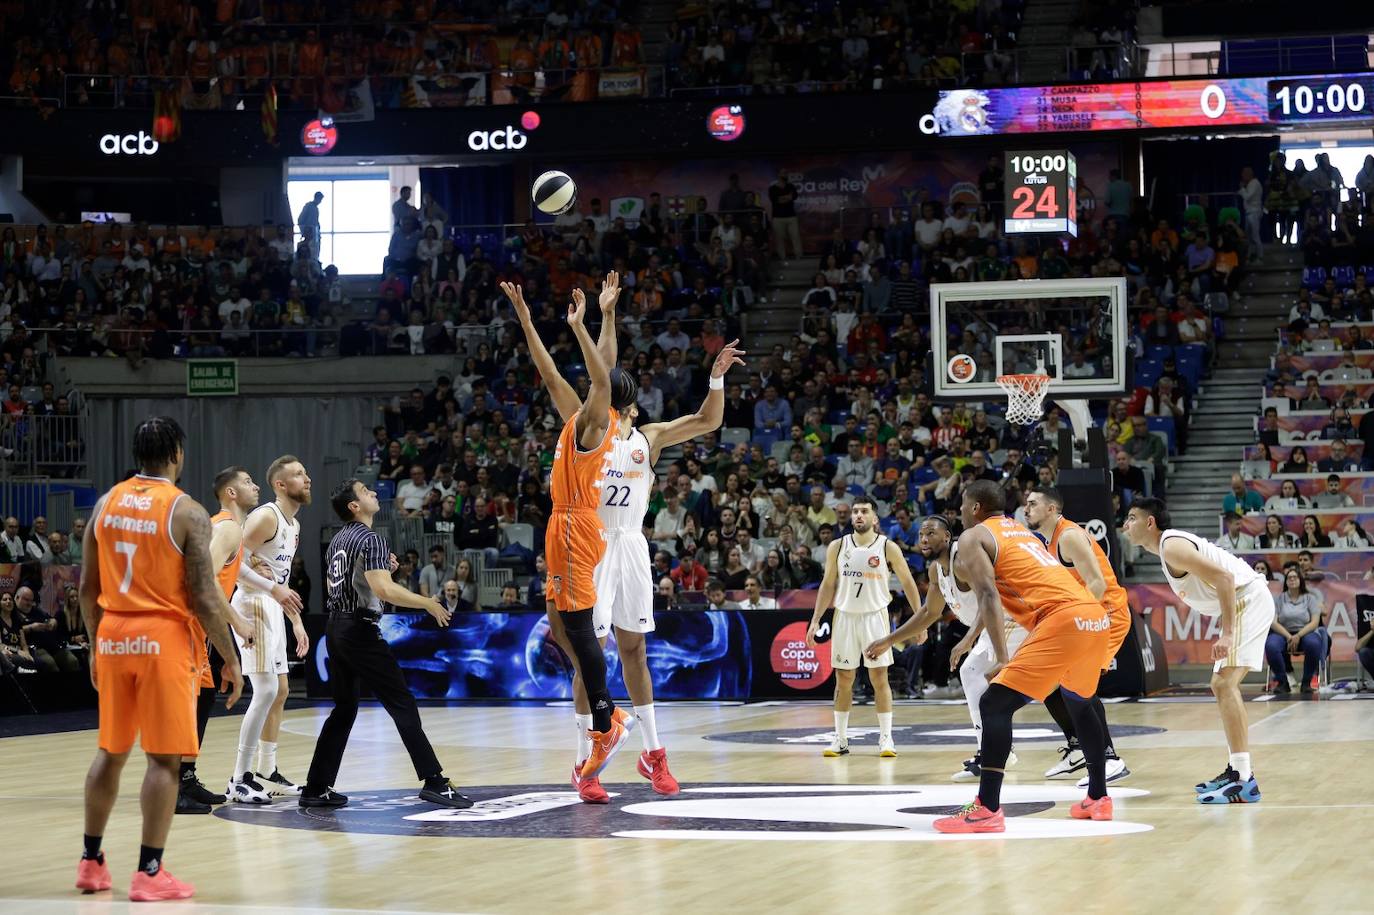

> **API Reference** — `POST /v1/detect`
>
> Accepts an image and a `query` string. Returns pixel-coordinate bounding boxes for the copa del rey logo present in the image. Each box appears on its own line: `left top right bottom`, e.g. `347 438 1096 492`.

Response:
100 132 160 156
99 636 162 656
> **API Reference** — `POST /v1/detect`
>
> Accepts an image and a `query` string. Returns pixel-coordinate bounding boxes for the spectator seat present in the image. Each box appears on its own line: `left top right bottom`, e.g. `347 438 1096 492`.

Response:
503 522 535 552
721 427 750 446
375 479 397 501
1146 415 1176 453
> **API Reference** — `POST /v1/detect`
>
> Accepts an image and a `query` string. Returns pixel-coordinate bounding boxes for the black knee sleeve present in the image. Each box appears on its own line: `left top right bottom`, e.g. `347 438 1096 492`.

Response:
560 609 613 731
195 686 215 748
1042 687 1078 743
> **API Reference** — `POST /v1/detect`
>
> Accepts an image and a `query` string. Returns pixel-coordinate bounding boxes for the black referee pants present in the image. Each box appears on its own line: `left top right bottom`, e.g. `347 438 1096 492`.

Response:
306 615 442 791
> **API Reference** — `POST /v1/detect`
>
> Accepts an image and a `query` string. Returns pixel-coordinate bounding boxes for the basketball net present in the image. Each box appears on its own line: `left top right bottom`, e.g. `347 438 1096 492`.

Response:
996 373 1051 426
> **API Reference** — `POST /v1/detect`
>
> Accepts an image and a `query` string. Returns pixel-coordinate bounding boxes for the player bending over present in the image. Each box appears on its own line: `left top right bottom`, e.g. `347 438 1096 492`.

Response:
1123 497 1273 804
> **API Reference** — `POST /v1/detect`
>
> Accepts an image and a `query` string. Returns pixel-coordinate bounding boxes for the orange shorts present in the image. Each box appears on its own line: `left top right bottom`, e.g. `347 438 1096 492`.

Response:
1102 603 1132 670
544 509 606 612
994 602 1110 701
96 613 200 757
189 618 213 689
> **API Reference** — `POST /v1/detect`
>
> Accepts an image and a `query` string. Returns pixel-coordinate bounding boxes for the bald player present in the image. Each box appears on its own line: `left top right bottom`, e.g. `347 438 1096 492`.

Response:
935 481 1114 833
1024 486 1132 787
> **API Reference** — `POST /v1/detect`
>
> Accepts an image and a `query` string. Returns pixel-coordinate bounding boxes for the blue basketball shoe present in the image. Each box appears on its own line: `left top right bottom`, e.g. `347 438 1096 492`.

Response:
1194 766 1237 794
1197 772 1262 804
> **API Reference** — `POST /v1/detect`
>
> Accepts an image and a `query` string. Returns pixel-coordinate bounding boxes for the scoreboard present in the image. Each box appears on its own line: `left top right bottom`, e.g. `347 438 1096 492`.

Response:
1004 150 1077 236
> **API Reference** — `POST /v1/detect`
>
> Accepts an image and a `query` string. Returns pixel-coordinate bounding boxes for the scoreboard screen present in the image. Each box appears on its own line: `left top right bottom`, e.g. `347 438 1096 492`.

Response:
1003 150 1077 236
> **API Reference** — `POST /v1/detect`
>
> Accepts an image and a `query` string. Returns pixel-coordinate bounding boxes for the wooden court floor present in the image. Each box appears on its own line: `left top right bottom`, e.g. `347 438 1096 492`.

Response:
2 689 1371 914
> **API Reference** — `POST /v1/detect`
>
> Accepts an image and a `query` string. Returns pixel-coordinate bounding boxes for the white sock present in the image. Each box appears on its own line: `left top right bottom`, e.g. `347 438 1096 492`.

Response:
877 712 893 740
834 711 849 743
575 714 593 765
635 704 662 752
1229 752 1252 781
234 672 277 779
258 740 277 775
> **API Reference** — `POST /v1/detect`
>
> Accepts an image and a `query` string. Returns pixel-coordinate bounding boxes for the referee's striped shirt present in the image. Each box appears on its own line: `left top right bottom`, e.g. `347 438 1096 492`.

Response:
325 521 391 620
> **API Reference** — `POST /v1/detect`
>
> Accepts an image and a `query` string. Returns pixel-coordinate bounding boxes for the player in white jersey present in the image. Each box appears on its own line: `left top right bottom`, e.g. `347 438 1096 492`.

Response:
866 515 1026 779
226 455 311 803
502 273 746 802
1123 497 1274 804
806 497 925 758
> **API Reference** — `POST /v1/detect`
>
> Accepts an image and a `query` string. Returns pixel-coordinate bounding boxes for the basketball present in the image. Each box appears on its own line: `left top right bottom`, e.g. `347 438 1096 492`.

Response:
532 170 577 215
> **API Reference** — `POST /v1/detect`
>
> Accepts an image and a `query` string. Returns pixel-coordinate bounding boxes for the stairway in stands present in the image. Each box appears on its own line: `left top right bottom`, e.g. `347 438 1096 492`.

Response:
1130 245 1300 577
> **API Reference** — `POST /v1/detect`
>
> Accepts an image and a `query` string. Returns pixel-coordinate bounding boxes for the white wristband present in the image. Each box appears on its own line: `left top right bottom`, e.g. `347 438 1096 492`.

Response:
709 375 724 390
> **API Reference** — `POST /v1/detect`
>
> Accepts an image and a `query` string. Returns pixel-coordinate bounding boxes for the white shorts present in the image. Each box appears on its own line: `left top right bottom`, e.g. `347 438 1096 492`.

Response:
1214 578 1277 673
965 623 1030 674
232 590 288 676
592 531 655 639
831 611 891 670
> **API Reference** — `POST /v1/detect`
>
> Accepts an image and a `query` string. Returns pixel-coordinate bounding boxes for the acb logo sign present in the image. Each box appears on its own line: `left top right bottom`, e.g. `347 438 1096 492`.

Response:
99 132 160 156
467 126 528 151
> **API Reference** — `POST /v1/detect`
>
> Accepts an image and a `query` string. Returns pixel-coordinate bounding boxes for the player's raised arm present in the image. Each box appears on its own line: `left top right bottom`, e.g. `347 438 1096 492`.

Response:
1058 526 1107 601
174 498 244 709
642 339 747 462
501 280 582 423
1161 536 1237 661
595 270 621 374
865 539 932 659
954 525 1010 668
570 288 611 447
806 539 843 647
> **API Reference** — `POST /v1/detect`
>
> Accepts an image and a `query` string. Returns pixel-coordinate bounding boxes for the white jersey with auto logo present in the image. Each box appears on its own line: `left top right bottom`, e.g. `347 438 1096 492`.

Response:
835 533 891 615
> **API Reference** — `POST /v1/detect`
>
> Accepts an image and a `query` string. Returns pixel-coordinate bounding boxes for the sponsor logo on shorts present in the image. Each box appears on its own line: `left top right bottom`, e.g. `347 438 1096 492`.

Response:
216 782 1154 841
1074 613 1112 632
98 636 162 656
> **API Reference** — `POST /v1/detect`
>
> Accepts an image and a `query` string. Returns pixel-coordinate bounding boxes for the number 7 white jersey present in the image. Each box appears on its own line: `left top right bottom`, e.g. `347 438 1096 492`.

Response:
835 533 891 614
596 429 654 533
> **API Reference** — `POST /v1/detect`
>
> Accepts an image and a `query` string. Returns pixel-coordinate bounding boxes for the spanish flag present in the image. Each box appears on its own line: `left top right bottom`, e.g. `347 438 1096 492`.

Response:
261 81 278 145
152 87 180 143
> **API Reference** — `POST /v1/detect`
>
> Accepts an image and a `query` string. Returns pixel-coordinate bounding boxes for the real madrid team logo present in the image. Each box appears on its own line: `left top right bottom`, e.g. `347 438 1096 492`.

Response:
867 556 881 568
631 449 646 464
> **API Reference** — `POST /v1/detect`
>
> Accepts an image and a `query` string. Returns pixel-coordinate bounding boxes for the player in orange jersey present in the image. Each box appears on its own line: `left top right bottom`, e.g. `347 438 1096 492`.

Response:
76 417 246 901
176 466 261 814
934 481 1114 834
1024 486 1132 787
514 282 634 780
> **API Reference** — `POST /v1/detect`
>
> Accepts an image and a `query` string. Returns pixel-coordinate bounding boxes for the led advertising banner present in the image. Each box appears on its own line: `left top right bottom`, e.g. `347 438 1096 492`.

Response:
929 72 1374 136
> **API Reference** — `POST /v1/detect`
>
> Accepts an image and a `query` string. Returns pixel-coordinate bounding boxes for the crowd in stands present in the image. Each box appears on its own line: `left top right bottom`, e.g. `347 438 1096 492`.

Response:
0 515 86 675
662 0 1026 93
1 0 1155 111
3 0 643 109
1207 160 1374 690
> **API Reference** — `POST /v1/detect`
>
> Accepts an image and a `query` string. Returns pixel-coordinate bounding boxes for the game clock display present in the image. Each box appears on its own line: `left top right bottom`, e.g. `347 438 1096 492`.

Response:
1004 150 1077 237
1268 76 1374 122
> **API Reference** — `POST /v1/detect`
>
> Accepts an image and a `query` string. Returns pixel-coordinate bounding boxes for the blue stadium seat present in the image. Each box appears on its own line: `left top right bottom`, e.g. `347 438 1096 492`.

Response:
1174 344 1206 390
1331 266 1356 288
1146 416 1177 454
1361 265 1374 284
1134 359 1162 389
1145 344 1174 363
752 428 781 452
1302 267 1327 290
375 479 396 501
847 484 866 497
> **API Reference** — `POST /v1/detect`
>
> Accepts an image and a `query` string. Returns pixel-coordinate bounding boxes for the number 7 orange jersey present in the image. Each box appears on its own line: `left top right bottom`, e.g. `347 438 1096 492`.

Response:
979 516 1099 629
93 474 193 620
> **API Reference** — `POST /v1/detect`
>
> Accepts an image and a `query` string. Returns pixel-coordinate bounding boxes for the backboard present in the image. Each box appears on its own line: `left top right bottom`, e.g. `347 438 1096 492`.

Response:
931 277 1129 402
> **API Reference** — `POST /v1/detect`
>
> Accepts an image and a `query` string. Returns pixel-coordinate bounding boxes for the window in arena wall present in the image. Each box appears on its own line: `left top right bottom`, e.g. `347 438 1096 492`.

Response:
287 175 391 275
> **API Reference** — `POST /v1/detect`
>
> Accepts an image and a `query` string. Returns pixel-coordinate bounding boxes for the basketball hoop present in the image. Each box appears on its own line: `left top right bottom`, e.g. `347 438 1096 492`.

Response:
997 373 1051 426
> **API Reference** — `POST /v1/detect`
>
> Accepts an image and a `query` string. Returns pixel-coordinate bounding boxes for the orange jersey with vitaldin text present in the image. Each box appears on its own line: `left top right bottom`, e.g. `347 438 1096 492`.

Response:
979 516 1099 629
550 408 619 511
209 509 243 599
1047 516 1129 616
93 474 192 620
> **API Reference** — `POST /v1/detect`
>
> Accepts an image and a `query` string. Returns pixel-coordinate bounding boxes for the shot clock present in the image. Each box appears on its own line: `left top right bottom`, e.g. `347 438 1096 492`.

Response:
1004 150 1077 237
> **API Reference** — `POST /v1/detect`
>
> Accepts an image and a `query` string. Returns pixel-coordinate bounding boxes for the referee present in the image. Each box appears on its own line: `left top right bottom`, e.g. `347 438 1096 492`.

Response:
298 478 472 809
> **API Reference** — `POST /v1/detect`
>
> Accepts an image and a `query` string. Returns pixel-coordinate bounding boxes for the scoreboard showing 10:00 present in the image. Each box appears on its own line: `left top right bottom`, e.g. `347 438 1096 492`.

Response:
1003 150 1077 237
